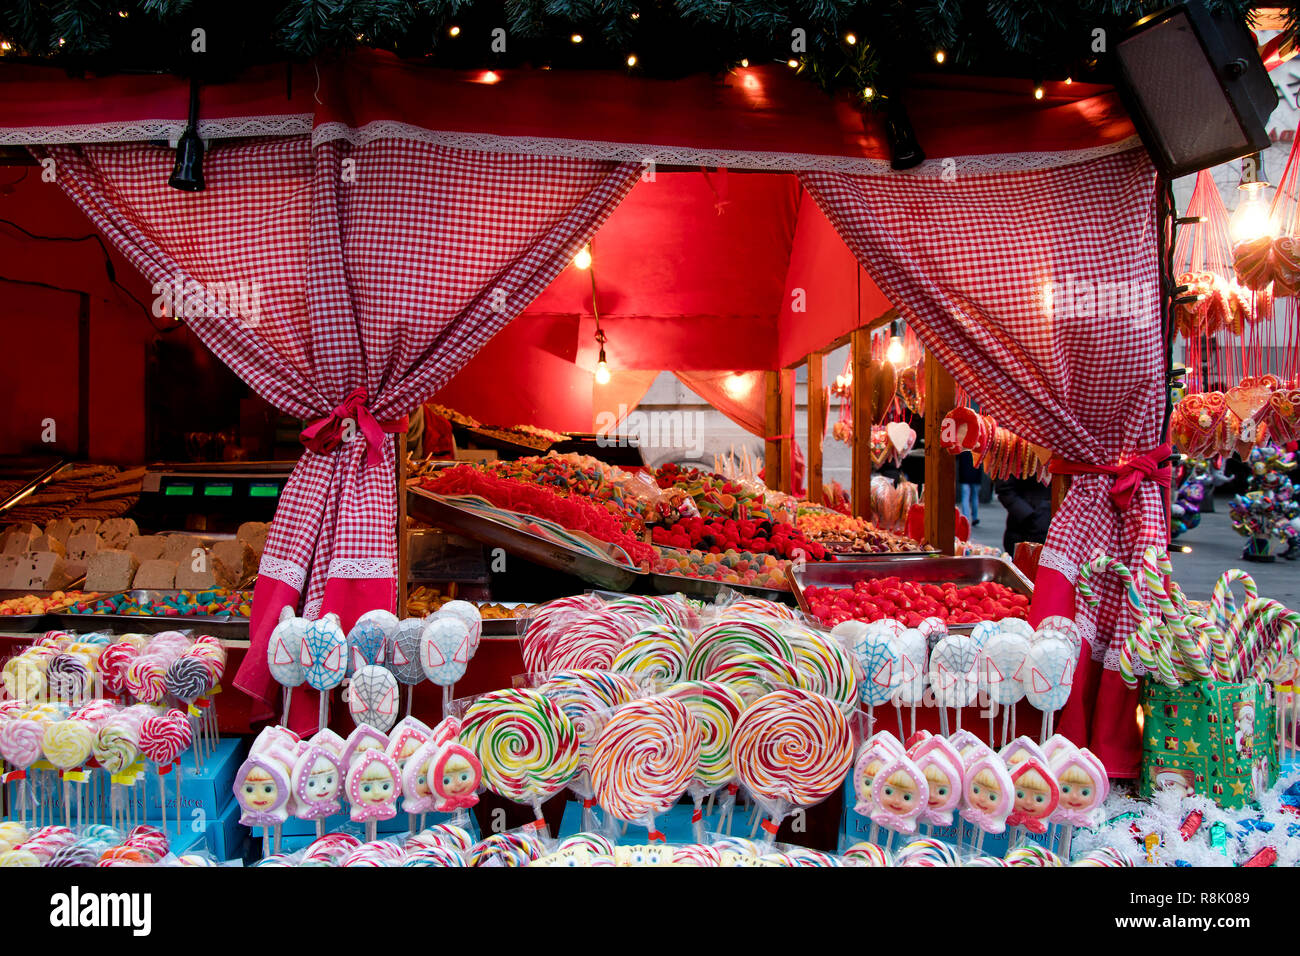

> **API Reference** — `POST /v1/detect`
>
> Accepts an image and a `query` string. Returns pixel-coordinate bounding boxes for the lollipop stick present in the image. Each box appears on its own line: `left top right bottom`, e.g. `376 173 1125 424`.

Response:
318 691 327 735
869 821 879 844
282 686 292 727
176 762 182 831
275 823 282 854
956 704 962 733
18 779 25 828
316 819 324 839
158 770 167 835
366 819 376 843
443 685 452 721
262 827 270 858
63 776 70 830
867 704 875 737
938 706 949 737
1001 707 1011 748
910 704 917 737
406 684 414 717
988 710 996 747
692 796 706 843
975 830 985 855
1040 711 1048 743
895 702 905 739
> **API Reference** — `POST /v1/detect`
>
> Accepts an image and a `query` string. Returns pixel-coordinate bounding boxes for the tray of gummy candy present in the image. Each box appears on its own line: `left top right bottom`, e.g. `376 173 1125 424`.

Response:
47 588 253 639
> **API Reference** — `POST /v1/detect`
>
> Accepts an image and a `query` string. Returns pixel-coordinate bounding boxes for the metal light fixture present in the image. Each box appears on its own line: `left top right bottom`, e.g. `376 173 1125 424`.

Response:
168 79 205 192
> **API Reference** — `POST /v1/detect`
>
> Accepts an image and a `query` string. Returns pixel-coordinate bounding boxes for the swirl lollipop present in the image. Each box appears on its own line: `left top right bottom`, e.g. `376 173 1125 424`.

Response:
537 669 636 825
140 712 191 836
43 720 95 830
589 696 703 842
732 687 853 842
663 680 746 839
459 687 579 829
123 657 167 704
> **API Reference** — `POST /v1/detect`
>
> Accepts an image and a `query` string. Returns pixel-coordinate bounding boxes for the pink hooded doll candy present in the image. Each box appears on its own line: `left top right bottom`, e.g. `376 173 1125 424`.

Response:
1000 735 1049 768
916 750 963 828
400 739 440 815
960 752 1014 835
429 741 482 812
235 753 292 828
868 754 929 836
1049 747 1108 827
291 744 344 821
1005 757 1060 834
346 748 402 823
853 739 902 815
386 721 430 773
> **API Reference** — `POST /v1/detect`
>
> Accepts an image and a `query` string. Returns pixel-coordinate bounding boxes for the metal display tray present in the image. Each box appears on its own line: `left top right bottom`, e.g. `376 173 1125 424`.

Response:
0 588 95 632
48 588 252 639
791 555 1033 632
649 573 795 605
407 487 641 592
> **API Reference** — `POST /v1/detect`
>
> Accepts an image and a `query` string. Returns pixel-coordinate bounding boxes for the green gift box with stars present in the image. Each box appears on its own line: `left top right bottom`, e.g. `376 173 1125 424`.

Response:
1138 679 1277 810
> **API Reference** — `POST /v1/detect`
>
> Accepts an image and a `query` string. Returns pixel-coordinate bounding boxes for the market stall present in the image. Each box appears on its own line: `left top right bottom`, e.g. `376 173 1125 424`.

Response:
1 6 1296 875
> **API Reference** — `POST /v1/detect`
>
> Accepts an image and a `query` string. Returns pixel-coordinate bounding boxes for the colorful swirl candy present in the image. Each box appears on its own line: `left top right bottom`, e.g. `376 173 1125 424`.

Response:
611 636 686 686
467 831 547 867
0 718 45 770
49 844 102 867
98 642 138 696
732 688 853 812
301 832 360 865
723 598 798 621
417 824 475 852
139 713 188 767
548 612 639 671
22 825 75 862
45 654 89 701
672 843 723 866
589 696 703 825
787 628 858 714
705 651 800 703
124 657 167 703
604 594 693 626
93 717 141 775
662 680 745 793
842 842 892 867
557 832 617 856
1005 844 1064 866
459 688 580 806
896 838 962 867
686 619 793 679
403 846 466 867
164 656 211 702
2 657 45 701
42 719 95 770
519 594 604 672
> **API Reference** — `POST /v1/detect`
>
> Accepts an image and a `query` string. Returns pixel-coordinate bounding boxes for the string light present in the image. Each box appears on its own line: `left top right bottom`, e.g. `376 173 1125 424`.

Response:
1065 76 1073 85
786 58 799 68
845 33 857 45
448 25 460 36
594 328 611 385
885 335 905 365
1034 85 1045 100
934 50 945 63
862 86 874 100
571 33 583 43
574 244 592 270
740 58 749 67
626 54 637 67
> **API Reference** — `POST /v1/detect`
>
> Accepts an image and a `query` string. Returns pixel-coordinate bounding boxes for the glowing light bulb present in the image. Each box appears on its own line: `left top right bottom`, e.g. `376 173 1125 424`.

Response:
740 58 749 67
571 33 583 44
934 50 945 64
595 361 611 385
787 59 799 69
1229 189 1275 244
573 245 592 270
1034 85 1044 100
862 86 874 100
626 54 637 67
885 335 905 365
845 33 857 45
448 25 460 36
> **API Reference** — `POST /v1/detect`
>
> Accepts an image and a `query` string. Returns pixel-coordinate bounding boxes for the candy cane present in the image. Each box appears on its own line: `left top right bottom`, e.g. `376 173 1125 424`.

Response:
1120 619 1165 687
1076 555 1148 619
1211 569 1258 633
1172 613 1215 682
1227 598 1300 682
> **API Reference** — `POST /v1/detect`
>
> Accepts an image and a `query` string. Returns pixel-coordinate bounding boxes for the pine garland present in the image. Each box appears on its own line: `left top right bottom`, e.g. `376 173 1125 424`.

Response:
0 0 1274 101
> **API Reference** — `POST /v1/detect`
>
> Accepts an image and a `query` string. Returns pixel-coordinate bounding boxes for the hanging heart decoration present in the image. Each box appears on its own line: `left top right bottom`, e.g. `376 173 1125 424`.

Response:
897 359 925 416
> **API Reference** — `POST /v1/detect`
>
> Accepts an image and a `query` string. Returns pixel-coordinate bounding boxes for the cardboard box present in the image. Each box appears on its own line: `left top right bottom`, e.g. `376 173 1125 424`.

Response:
167 795 248 861
136 736 248 822
1139 679 1277 809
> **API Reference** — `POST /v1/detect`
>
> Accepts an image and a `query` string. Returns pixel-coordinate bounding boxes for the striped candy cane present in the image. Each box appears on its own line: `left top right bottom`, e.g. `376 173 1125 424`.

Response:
1228 598 1300 682
1211 570 1258 633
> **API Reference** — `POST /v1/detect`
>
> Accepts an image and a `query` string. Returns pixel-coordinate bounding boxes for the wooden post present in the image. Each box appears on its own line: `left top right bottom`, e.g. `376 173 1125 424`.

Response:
924 357 957 555
1051 474 1069 513
851 328 874 518
764 371 783 493
396 433 409 617
778 369 794 495
807 352 824 504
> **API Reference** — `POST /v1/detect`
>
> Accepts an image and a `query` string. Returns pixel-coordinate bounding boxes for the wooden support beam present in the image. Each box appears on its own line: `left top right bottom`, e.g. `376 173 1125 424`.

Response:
1051 474 1069 514
851 328 874 518
764 371 783 493
778 369 794 495
924 356 957 554
807 352 824 505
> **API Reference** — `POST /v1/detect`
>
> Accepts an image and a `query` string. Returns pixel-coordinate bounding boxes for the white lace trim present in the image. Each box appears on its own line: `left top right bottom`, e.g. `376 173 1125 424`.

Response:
1037 546 1081 584
0 115 313 146
258 555 307 591
303 598 323 621
312 121 1144 175
327 557 395 579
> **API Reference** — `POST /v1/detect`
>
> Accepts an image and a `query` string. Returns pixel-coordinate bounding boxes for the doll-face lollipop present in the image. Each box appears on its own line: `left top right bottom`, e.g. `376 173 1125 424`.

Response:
386 722 429 772
430 743 482 812
346 749 401 823
1007 758 1060 834
401 740 439 815
852 739 902 815
292 746 343 820
235 755 291 827
868 755 929 836
960 754 1015 836
1050 749 1108 826
919 752 962 827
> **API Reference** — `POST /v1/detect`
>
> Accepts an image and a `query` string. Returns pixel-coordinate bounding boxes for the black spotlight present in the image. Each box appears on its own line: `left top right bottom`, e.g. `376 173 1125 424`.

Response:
168 79 205 192
883 96 925 171
1114 0 1277 178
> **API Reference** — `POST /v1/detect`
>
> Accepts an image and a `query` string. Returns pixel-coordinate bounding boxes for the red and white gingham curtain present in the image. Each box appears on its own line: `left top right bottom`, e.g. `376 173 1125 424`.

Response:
46 137 639 728
801 147 1165 774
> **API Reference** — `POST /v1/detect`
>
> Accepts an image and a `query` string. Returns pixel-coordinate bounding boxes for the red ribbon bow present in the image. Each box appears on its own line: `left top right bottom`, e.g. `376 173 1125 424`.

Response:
1049 443 1172 512
299 387 408 470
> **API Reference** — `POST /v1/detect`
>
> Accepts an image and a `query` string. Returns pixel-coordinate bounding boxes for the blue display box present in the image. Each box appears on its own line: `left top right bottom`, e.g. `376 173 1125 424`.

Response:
168 796 248 861
137 737 248 822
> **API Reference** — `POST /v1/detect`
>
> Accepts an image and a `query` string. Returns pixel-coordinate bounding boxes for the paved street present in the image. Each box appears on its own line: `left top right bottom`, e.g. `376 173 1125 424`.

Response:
965 495 1300 605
